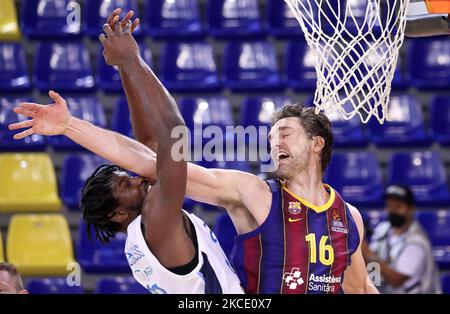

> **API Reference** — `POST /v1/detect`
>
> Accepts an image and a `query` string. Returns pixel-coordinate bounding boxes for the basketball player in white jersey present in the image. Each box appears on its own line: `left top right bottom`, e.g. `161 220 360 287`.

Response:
8 13 242 294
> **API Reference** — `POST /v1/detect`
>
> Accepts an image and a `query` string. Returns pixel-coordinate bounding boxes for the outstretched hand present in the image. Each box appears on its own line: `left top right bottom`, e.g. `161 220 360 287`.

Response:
8 90 72 139
100 7 141 66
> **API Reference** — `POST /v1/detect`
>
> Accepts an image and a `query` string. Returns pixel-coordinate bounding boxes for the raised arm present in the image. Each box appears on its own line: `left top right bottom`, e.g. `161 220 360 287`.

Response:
100 21 189 252
104 9 158 151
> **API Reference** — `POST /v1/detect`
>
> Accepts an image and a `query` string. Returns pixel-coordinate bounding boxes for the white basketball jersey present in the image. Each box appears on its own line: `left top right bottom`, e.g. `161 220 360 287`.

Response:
124 210 244 294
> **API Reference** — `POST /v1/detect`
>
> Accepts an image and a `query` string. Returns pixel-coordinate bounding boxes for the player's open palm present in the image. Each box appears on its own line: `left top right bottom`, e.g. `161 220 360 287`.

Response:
8 90 71 139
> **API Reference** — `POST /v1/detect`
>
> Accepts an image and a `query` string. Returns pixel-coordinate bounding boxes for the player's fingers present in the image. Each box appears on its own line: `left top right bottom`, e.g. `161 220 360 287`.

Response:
13 107 36 118
131 18 140 32
99 33 106 45
13 128 34 140
17 102 42 111
103 23 114 36
107 8 121 25
124 20 132 33
48 90 65 104
115 21 122 34
8 119 34 131
120 10 134 27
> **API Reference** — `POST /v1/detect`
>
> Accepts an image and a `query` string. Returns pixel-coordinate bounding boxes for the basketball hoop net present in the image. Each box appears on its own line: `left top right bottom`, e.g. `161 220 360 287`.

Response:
284 0 411 124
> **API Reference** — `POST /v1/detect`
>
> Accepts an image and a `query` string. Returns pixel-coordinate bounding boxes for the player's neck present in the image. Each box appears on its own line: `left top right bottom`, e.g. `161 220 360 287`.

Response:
283 166 328 206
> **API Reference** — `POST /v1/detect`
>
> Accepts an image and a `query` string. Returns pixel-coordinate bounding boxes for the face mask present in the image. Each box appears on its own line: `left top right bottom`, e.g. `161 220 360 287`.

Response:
388 212 407 228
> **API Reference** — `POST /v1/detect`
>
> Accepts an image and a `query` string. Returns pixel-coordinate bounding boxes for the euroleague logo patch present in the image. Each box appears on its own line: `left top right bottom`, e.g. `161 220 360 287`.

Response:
331 208 348 234
288 201 302 215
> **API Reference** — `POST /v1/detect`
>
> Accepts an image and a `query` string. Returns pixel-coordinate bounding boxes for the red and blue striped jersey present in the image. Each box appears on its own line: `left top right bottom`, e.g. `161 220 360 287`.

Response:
231 179 360 294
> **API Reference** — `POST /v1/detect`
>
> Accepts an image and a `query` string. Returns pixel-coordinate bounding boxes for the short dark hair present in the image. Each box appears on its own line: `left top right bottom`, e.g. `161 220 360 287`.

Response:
0 262 24 291
80 164 123 244
271 104 334 173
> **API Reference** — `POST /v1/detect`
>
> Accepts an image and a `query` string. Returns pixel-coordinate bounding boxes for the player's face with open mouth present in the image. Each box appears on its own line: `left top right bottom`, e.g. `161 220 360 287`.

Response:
269 117 312 179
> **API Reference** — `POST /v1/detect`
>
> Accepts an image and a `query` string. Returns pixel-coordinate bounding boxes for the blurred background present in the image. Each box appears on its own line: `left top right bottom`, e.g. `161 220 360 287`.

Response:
0 0 449 294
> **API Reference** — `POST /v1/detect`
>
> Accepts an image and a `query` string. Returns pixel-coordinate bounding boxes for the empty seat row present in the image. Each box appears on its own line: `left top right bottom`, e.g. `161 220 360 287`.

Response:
7 0 303 40
0 145 449 213
26 276 148 294
3 93 450 152
1 38 449 93
1 213 130 276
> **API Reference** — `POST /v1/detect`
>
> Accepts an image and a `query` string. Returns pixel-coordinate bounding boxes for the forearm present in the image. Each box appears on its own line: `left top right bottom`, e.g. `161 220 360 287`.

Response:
62 117 157 181
118 55 185 143
377 259 409 288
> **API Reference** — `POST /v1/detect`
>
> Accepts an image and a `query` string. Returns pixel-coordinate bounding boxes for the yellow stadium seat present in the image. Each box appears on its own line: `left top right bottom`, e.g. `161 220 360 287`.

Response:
0 232 4 262
6 214 74 276
0 153 61 212
0 0 21 41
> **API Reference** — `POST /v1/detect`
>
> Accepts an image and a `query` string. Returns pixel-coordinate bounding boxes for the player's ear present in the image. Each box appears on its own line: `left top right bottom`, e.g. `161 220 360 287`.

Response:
110 209 128 224
312 136 325 153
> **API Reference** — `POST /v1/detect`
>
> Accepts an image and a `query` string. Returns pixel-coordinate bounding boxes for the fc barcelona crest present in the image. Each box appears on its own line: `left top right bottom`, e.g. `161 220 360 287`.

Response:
288 201 302 215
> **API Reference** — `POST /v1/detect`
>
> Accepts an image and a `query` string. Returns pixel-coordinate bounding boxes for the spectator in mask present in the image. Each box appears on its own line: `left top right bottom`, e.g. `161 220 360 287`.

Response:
362 185 442 294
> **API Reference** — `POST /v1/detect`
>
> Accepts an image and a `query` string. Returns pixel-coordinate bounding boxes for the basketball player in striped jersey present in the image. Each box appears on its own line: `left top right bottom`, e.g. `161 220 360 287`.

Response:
10 8 378 294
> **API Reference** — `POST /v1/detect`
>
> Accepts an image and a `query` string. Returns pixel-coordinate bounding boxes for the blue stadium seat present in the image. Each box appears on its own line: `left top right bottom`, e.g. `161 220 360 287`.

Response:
159 42 221 92
388 152 450 207
96 276 149 294
267 0 303 38
0 98 46 151
111 97 133 138
179 96 233 149
34 42 95 93
223 41 284 92
430 95 450 146
96 42 153 93
144 0 204 39
368 94 430 147
0 43 31 93
409 37 450 90
313 99 368 148
285 41 317 91
240 96 292 150
60 153 106 210
442 274 450 294
85 0 143 38
416 210 450 269
77 220 129 273
324 152 384 208
214 213 237 258
21 0 84 39
332 0 385 37
47 96 106 151
27 278 83 294
392 56 410 90
208 0 266 38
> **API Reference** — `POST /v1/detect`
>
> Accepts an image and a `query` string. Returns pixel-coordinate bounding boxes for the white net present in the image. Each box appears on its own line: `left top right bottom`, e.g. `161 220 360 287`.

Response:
284 0 410 124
